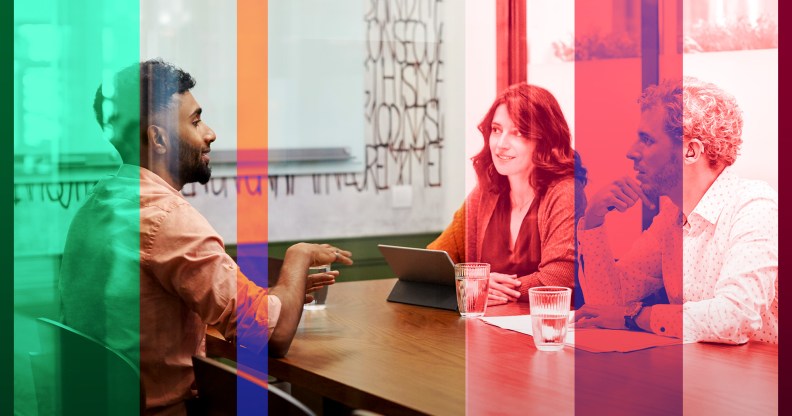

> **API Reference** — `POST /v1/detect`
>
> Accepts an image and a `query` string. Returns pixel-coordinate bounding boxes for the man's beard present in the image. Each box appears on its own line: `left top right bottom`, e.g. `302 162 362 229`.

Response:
170 137 211 185
643 154 681 200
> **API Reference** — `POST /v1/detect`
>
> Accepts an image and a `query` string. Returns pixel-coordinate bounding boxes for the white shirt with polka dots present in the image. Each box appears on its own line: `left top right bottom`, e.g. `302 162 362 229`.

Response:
578 168 778 344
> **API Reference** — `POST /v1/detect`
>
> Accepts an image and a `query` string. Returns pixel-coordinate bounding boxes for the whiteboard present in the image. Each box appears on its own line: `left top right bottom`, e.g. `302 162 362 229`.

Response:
268 0 366 174
140 0 366 174
140 0 237 152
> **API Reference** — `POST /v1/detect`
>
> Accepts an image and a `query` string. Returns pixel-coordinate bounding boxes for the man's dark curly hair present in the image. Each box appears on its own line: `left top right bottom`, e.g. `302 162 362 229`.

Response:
93 59 195 164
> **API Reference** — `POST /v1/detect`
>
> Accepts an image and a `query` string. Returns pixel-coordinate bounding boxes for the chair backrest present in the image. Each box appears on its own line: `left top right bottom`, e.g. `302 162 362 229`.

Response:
31 317 142 415
192 355 239 415
267 382 317 416
192 355 316 416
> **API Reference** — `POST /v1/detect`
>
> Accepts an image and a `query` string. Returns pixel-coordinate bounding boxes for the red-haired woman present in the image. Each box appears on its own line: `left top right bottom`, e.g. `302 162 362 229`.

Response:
429 83 584 306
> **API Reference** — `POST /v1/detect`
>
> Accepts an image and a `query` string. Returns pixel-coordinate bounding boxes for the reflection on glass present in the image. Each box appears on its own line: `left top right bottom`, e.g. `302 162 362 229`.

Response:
683 0 778 53
527 0 641 63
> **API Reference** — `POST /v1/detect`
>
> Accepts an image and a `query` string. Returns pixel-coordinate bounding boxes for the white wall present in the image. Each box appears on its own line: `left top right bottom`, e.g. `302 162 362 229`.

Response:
684 49 778 190
464 0 496 196
442 1 468 224
526 0 575 143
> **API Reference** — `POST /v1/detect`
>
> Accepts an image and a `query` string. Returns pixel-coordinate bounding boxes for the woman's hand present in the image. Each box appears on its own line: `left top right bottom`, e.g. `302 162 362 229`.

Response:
488 273 521 306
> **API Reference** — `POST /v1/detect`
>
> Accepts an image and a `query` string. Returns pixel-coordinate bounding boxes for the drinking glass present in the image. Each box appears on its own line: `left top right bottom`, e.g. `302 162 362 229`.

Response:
529 286 572 351
454 263 490 318
304 264 331 310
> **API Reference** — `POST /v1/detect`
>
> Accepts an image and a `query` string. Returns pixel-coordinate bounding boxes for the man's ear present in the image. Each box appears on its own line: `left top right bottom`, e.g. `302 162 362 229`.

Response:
684 139 704 165
147 125 169 155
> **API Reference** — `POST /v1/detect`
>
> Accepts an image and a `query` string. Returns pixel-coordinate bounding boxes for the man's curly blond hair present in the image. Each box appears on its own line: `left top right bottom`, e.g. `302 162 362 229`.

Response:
639 77 743 169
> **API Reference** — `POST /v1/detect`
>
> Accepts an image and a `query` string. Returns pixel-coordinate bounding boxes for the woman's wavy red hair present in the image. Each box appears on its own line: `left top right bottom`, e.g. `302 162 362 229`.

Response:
472 83 579 196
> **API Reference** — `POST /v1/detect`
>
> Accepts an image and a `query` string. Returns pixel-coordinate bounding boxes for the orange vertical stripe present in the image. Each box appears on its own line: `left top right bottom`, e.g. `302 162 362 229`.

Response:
237 0 268 245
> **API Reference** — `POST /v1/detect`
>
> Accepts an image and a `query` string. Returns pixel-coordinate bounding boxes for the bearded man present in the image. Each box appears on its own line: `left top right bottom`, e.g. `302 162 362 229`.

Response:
59 59 352 415
574 78 777 345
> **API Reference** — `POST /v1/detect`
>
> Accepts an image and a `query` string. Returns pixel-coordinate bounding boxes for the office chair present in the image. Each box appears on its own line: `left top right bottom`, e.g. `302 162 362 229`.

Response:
192 355 316 416
30 317 143 415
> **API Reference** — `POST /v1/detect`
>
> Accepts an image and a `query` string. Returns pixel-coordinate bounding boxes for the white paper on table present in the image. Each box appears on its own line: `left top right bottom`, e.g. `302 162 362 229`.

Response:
480 312 695 352
479 312 575 346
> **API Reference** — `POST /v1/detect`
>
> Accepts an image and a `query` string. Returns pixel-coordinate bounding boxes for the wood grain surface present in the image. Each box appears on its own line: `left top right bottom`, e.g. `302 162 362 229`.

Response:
260 279 777 415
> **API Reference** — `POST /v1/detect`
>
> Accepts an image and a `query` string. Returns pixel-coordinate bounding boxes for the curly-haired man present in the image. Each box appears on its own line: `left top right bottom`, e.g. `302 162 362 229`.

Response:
575 77 777 345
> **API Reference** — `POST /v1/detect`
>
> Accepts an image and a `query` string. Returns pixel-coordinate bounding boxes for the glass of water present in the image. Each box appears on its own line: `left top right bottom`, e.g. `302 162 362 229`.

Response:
304 264 331 310
454 263 490 318
529 286 572 351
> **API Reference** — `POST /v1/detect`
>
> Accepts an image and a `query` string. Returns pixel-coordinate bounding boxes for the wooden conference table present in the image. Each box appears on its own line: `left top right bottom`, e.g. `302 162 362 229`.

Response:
223 279 777 415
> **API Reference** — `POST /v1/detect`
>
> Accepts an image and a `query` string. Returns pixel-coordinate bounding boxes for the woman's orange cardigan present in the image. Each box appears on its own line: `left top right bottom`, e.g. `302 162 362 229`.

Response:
428 178 577 302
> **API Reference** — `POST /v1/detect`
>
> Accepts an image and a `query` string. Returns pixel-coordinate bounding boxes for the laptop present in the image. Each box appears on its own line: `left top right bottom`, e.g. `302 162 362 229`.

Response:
378 244 458 311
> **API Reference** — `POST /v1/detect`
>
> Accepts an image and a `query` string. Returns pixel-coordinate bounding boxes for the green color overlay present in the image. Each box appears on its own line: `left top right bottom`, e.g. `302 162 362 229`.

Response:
14 1 140 414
